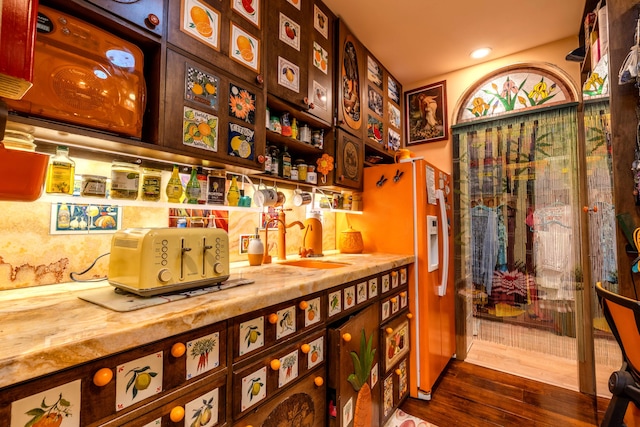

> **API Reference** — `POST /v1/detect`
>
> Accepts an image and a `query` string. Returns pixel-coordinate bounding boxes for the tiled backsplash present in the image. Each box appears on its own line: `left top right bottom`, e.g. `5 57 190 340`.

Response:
0 186 336 291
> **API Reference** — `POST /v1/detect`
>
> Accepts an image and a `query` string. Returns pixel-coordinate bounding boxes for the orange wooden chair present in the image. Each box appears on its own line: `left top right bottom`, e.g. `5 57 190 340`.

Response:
595 282 640 426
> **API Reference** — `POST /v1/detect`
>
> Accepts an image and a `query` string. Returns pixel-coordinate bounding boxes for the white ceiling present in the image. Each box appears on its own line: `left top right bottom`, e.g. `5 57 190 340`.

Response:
321 0 587 86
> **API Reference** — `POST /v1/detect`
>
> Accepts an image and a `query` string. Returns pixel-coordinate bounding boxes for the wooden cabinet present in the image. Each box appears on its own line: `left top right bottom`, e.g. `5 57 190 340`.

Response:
166 0 264 89
0 320 227 426
234 366 326 427
0 265 411 426
163 48 266 170
327 302 381 427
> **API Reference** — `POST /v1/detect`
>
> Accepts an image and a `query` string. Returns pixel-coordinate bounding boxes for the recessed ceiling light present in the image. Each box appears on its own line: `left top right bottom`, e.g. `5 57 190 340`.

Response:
470 47 492 59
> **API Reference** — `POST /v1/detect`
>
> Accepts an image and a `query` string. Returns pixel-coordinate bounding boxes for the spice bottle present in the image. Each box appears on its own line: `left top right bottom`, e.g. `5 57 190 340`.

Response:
185 167 201 204
110 161 140 200
166 165 183 203
46 146 75 195
280 146 291 179
141 168 162 202
196 167 208 204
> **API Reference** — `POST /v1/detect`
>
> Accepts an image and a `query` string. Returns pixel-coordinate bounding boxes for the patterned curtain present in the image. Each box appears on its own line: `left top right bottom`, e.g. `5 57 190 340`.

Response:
454 105 581 332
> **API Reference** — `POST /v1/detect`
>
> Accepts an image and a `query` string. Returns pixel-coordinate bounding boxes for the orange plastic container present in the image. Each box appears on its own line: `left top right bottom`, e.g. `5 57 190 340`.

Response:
0 142 49 201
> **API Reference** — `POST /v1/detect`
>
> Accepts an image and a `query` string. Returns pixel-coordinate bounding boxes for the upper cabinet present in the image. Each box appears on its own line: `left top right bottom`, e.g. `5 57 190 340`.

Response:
163 0 266 170
167 0 264 88
265 0 335 125
336 19 366 140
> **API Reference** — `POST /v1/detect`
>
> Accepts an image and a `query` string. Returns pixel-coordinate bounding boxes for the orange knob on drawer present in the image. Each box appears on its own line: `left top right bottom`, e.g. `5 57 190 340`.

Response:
406 313 413 319
93 367 113 387
171 342 186 358
395 368 402 376
270 359 281 370
300 343 311 354
386 327 394 335
391 271 398 277
342 333 352 342
390 297 397 304
299 300 309 310
400 291 407 297
314 376 324 387
268 313 278 324
170 406 185 422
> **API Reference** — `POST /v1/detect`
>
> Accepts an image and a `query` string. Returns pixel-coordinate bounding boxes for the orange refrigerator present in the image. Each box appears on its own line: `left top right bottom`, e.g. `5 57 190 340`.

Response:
341 158 455 400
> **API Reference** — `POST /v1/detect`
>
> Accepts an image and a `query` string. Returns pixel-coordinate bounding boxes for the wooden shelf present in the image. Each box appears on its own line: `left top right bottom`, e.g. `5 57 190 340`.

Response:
265 130 324 156
267 95 332 130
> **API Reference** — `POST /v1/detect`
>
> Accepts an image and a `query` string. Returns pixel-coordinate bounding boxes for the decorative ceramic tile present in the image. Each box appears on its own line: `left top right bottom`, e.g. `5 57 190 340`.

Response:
304 297 321 327
382 300 390 321
398 359 408 398
369 278 378 298
278 349 299 387
11 380 81 427
50 203 122 235
116 352 163 411
313 42 328 74
279 13 300 51
186 331 219 379
185 64 219 110
182 106 218 152
392 296 399 314
277 56 299 93
342 396 354 426
185 387 219 426
392 271 399 288
357 281 367 304
328 290 341 317
180 0 221 50
241 366 267 411
343 285 355 309
383 375 394 417
381 274 390 293
371 362 379 388
307 336 324 369
230 24 260 72
276 305 296 340
400 268 407 285
228 123 255 160
239 316 264 356
313 5 328 38
400 292 407 308
367 56 382 89
232 0 259 27
385 320 409 369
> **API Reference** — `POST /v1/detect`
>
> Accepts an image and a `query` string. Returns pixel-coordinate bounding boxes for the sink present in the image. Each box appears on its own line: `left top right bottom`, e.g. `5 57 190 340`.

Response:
279 260 351 269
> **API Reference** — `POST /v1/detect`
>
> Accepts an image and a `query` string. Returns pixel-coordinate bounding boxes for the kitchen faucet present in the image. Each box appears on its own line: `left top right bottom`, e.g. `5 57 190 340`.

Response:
262 210 304 264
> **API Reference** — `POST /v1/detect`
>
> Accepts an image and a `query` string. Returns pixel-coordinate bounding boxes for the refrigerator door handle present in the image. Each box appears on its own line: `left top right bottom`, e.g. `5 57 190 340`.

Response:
436 189 449 296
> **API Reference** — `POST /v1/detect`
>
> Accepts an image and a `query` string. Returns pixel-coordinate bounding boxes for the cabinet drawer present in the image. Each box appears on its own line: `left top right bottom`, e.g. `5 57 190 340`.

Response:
0 321 226 426
380 288 408 323
230 292 324 363
98 370 227 427
232 329 326 419
327 274 379 321
234 365 326 427
381 357 409 425
381 315 410 374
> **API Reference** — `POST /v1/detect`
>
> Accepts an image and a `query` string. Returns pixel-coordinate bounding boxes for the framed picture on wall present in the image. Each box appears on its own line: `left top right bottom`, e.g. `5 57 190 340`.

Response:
404 80 448 145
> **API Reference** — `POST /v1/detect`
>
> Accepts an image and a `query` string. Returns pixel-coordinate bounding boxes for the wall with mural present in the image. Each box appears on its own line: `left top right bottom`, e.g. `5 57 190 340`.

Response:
0 157 336 291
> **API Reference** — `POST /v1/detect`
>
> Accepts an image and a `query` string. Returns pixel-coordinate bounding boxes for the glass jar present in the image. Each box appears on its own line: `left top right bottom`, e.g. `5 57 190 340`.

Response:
140 167 162 202
296 160 307 181
81 175 107 198
110 161 139 200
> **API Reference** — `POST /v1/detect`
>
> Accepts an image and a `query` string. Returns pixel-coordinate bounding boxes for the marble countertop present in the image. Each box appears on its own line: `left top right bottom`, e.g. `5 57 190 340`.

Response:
0 252 413 389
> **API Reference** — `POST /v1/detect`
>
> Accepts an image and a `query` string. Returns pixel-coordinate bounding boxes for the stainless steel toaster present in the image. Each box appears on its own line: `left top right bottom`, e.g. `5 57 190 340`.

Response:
108 227 229 296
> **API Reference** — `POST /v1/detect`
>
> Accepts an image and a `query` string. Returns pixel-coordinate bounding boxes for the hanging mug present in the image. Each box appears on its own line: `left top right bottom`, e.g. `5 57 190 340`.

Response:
254 184 277 207
293 190 312 207
274 190 287 207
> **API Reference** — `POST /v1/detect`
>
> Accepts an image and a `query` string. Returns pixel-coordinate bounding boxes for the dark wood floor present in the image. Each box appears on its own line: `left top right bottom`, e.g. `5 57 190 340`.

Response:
399 360 612 426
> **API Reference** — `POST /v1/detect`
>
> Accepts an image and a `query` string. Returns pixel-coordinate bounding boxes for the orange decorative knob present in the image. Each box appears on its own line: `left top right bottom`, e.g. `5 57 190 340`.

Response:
170 406 185 422
390 297 397 304
171 342 186 358
395 368 402 376
299 300 309 310
270 359 281 370
400 291 407 297
268 313 278 324
406 313 413 319
386 327 394 335
314 376 324 387
342 333 352 342
301 343 311 354
391 271 398 277
93 367 113 387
